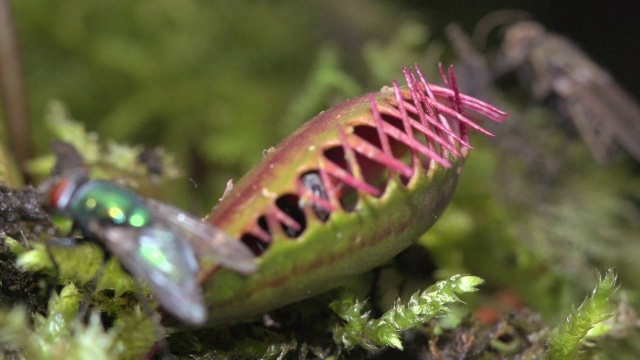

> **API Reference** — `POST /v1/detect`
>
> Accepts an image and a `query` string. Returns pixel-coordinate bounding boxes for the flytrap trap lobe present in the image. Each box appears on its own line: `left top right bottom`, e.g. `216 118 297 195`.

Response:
200 64 506 325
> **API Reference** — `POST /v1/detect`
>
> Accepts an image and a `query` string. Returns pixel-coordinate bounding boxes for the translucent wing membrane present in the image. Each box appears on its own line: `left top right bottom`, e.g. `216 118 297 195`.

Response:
146 199 257 275
95 223 207 325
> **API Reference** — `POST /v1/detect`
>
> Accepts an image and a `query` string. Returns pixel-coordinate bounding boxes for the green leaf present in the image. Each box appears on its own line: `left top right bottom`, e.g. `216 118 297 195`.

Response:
2 235 27 255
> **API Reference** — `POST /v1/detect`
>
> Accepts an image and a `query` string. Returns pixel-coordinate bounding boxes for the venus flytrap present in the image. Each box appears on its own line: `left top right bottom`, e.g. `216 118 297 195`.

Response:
200 65 506 325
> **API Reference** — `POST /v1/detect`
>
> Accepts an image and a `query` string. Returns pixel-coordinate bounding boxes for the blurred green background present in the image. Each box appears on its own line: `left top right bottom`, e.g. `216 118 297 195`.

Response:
6 0 638 208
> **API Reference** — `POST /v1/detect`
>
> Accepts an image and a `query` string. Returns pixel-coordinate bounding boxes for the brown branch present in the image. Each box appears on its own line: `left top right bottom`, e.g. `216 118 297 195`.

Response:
0 0 31 172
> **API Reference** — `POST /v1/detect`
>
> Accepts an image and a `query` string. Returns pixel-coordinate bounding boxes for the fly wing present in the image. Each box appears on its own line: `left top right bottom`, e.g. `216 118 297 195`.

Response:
145 199 257 275
87 221 207 325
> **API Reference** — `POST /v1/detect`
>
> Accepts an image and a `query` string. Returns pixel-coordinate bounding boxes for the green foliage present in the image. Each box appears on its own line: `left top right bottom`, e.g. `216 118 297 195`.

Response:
363 21 444 86
524 164 640 293
2 236 27 255
282 46 362 133
0 285 122 359
0 285 158 359
283 20 444 134
548 270 618 359
0 141 23 187
13 0 322 207
331 275 483 350
45 100 101 164
26 100 180 188
5 223 159 360
17 242 135 297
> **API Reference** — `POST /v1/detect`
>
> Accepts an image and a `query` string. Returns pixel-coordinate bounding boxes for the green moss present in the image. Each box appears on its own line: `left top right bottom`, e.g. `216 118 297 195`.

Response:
331 275 483 350
548 270 618 359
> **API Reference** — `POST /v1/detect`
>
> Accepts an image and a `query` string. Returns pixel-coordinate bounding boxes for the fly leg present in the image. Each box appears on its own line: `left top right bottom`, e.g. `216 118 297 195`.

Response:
45 217 93 281
75 254 109 322
45 236 78 279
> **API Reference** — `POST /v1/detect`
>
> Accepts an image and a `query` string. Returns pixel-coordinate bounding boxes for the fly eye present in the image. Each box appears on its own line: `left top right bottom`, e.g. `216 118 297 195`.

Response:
48 179 73 209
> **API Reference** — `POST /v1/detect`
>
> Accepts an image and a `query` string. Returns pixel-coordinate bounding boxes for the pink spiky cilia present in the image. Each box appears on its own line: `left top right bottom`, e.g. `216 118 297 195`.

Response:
194 64 507 325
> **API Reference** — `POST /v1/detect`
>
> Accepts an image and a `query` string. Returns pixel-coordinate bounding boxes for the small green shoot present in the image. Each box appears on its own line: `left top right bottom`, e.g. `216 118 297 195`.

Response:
330 274 483 351
547 270 618 359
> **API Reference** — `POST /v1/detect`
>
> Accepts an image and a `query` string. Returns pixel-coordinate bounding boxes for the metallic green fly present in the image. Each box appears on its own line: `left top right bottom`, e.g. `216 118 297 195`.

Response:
42 171 257 325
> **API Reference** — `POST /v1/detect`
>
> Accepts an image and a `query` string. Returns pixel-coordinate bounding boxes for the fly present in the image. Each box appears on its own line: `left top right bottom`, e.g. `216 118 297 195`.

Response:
300 171 330 222
41 171 257 325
